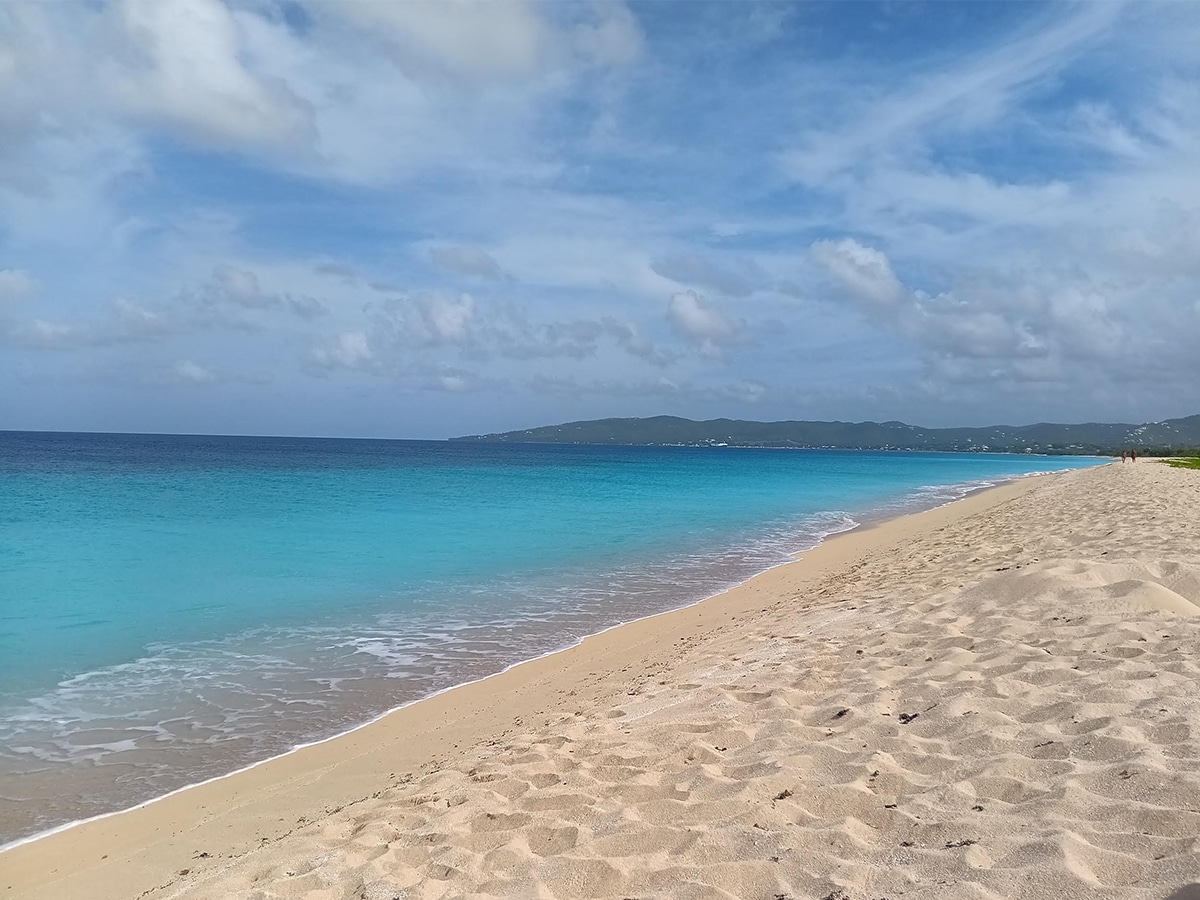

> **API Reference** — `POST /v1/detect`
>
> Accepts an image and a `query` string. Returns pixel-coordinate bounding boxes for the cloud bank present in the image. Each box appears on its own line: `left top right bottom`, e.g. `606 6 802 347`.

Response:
2 1 1199 436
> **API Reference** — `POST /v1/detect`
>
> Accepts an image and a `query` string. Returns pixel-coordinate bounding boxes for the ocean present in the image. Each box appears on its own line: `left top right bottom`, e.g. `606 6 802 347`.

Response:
0 431 1103 845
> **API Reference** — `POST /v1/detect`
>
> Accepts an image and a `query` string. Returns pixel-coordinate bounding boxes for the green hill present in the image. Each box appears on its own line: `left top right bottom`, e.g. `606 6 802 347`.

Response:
453 414 1200 455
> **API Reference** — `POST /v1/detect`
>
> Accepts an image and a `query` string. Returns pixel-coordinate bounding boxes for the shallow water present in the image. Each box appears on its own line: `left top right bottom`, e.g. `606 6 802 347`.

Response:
0 432 1102 843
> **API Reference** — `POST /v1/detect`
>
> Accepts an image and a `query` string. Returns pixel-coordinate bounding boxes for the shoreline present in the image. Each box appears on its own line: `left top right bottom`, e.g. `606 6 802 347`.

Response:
0 467 1072 899
0 511 850 856
0 467 1055 857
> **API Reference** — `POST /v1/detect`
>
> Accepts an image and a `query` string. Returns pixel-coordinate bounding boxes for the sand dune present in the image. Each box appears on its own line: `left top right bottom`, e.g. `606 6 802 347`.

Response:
5 460 1200 899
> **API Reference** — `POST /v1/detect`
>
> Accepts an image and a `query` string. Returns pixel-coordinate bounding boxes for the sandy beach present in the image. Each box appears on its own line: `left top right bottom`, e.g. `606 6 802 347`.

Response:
4 459 1200 900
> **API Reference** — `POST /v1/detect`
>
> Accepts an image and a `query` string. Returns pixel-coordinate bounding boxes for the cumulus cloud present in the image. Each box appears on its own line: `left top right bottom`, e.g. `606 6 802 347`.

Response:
0 300 177 350
208 266 275 309
602 319 677 367
376 293 478 349
310 330 373 370
307 290 675 378
0 265 332 353
306 329 497 393
666 291 748 355
0 0 640 195
113 0 314 150
810 239 905 308
805 236 1200 403
189 266 327 321
5 2 1200 428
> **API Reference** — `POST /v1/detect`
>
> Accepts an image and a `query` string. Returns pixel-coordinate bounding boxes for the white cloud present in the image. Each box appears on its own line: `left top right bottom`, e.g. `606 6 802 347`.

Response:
0 268 37 301
780 3 1123 185
601 319 676 367
492 229 675 299
1 301 174 350
3 2 1199 430
437 372 469 392
330 0 548 82
859 168 1073 228
0 0 641 195
1 316 99 350
381 293 598 359
810 239 905 307
328 0 641 82
209 265 272 308
570 3 643 68
722 379 767 404
113 0 313 150
429 246 510 281
311 330 374 370
666 291 747 356
0 264 334 353
305 331 497 394
188 265 328 320
805 236 1200 403
651 254 763 298
376 292 477 348
171 358 217 384
304 287 678 381
113 297 173 338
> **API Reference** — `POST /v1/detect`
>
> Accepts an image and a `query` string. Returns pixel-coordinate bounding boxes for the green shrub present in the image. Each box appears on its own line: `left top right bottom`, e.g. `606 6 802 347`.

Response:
1161 458 1200 470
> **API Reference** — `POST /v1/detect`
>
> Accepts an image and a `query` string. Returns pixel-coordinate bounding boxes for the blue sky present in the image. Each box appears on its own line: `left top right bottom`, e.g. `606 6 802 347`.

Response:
1 0 1198 438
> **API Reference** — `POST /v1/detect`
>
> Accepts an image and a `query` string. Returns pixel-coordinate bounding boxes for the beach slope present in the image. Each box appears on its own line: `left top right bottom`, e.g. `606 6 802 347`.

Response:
4 461 1200 899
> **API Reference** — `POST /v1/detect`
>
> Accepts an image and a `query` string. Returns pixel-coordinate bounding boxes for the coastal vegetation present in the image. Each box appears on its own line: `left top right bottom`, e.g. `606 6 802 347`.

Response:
1162 457 1200 469
456 413 1200 456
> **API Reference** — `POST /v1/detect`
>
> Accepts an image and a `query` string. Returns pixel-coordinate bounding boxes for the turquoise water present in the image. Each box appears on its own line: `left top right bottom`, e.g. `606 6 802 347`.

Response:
0 432 1102 843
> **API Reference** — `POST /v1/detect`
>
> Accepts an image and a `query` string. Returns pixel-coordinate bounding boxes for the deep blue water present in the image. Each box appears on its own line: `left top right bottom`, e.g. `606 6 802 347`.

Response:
0 431 1102 843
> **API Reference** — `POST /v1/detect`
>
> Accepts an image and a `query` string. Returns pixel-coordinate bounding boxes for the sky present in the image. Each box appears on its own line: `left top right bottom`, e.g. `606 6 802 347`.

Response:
1 0 1199 438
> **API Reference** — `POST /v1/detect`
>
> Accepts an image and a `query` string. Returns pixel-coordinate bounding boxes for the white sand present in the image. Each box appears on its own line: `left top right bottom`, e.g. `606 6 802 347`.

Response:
5 460 1200 899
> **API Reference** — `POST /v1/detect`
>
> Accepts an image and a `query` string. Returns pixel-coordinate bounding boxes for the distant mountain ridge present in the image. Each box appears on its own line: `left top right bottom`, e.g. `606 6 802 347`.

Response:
453 414 1200 455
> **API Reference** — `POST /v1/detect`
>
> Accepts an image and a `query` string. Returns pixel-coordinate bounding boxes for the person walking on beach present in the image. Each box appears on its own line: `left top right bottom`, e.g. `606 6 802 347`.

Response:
1122 450 1128 463
1132 449 1138 462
